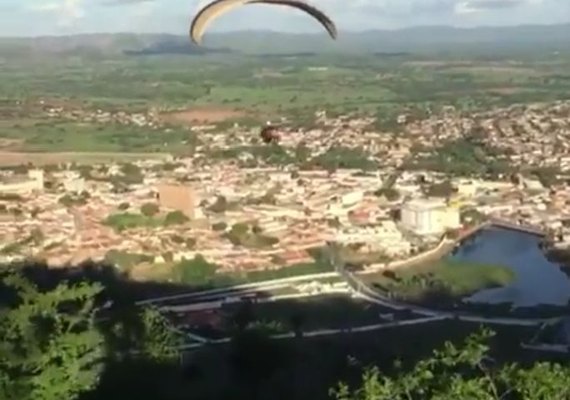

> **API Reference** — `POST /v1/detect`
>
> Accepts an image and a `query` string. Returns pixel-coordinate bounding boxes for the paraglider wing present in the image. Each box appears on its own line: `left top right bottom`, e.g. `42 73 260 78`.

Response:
190 0 337 45
250 0 337 39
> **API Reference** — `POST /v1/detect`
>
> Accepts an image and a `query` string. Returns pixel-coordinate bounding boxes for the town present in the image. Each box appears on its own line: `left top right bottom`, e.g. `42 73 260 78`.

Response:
2 12 570 399
2 99 570 282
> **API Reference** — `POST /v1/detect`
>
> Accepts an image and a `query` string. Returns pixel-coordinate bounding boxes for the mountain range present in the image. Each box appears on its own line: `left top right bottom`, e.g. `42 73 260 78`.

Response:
0 23 568 56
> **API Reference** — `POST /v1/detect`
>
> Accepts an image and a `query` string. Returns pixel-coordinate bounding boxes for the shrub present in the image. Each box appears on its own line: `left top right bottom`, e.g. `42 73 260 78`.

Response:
140 203 159 217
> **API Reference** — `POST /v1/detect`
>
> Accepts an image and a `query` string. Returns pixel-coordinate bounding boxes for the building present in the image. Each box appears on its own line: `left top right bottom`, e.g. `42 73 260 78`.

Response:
157 183 199 218
63 171 85 194
401 198 461 235
0 169 44 195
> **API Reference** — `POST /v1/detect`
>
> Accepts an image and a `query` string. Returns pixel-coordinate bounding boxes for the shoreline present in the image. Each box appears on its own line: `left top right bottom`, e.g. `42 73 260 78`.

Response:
353 220 570 319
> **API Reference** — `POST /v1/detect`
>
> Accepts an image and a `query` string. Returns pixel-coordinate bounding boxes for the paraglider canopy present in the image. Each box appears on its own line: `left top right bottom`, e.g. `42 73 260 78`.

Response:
189 0 338 45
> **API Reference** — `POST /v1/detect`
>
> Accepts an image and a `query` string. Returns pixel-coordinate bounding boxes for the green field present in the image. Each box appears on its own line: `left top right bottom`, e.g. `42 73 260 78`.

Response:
1 46 570 154
362 260 515 306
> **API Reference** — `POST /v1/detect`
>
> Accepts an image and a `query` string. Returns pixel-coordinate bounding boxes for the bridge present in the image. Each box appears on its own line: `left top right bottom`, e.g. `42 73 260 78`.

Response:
488 218 545 237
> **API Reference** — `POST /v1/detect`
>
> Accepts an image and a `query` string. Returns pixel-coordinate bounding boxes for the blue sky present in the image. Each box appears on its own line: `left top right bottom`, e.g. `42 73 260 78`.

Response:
1 0 568 37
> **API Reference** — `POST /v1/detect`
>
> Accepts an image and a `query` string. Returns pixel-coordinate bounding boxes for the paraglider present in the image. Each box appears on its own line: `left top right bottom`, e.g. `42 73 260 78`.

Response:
260 124 280 144
190 0 338 45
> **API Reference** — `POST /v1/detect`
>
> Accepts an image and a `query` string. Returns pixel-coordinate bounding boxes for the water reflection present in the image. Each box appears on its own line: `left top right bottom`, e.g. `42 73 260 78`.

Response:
448 227 570 308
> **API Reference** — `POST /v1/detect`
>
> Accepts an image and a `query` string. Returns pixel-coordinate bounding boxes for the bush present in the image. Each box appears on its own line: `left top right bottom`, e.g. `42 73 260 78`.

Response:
104 250 153 271
209 196 228 213
103 213 157 232
175 255 219 285
332 329 570 400
140 203 159 217
164 211 189 226
212 222 227 231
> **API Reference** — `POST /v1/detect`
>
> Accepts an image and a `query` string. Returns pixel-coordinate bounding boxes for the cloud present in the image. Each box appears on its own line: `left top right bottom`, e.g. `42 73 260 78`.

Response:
5 0 565 37
101 0 155 6
27 0 85 26
454 0 532 14
319 0 544 18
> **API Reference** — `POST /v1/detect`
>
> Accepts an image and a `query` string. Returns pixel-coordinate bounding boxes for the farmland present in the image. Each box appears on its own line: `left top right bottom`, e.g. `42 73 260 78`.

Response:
1 41 570 156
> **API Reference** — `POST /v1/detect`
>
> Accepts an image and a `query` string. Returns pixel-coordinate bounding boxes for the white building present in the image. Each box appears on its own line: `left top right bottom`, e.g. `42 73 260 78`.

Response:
0 170 44 195
401 198 461 236
64 177 86 194
336 221 411 257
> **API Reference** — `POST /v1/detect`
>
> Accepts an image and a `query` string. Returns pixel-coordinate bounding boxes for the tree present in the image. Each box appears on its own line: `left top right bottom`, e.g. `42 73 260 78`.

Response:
425 181 455 198
164 211 189 226
212 222 227 231
135 307 182 363
374 188 400 201
330 328 570 400
209 196 228 214
0 273 104 400
175 255 218 285
140 203 159 217
532 167 560 188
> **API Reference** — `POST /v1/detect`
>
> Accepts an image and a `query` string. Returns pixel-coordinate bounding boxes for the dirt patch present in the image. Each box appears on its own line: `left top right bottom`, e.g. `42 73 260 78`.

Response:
0 152 171 167
0 138 24 150
486 87 535 95
160 107 247 125
404 61 474 67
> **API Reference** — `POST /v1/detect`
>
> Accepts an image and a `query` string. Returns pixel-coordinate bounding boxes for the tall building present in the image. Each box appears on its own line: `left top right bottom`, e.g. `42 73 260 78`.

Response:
401 198 461 236
157 184 199 218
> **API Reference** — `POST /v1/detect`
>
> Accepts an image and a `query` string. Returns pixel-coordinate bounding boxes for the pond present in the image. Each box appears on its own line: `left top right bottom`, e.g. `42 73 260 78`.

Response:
448 226 570 308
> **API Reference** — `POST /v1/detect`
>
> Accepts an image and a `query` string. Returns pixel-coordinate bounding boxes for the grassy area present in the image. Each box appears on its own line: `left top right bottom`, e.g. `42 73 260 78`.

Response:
0 151 170 167
363 260 515 306
239 295 401 332
0 119 197 153
172 258 334 288
103 210 190 232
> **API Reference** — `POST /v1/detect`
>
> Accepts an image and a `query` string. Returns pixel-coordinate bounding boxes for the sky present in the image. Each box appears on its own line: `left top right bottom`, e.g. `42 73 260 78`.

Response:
1 0 568 37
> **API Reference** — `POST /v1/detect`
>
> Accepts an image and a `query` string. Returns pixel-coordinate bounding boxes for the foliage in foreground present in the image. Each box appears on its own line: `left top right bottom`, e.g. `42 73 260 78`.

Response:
3 271 570 400
0 272 184 400
332 329 570 400
0 273 105 400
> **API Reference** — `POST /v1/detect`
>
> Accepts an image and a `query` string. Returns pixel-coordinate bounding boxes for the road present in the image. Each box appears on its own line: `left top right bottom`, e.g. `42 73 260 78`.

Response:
131 268 559 350
135 272 339 307
176 315 448 351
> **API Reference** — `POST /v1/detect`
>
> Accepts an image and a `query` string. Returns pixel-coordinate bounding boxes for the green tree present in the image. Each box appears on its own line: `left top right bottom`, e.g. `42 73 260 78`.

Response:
425 181 456 198
164 211 189 226
175 255 219 285
331 328 570 400
0 273 104 400
374 188 400 201
135 307 182 363
531 167 560 188
140 203 159 217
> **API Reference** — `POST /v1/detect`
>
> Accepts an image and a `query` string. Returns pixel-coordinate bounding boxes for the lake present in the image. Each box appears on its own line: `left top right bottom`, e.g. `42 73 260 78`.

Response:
448 226 570 308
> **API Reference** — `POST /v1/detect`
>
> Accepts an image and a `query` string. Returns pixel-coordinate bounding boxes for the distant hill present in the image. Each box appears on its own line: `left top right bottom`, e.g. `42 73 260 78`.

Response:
124 38 232 56
0 24 568 57
0 33 231 57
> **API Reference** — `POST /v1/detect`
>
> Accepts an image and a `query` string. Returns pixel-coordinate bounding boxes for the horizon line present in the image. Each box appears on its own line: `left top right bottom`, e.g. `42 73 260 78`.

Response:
0 21 568 39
